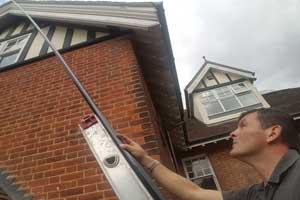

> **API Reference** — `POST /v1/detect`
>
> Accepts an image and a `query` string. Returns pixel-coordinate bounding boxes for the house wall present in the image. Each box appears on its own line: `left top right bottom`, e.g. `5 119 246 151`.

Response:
0 36 170 200
176 140 261 191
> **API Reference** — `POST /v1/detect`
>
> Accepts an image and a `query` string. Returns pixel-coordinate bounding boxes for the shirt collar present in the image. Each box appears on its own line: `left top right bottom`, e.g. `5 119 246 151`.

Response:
268 149 300 184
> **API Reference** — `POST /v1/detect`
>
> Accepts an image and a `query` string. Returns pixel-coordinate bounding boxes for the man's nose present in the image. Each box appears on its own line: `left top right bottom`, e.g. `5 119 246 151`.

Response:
230 129 238 138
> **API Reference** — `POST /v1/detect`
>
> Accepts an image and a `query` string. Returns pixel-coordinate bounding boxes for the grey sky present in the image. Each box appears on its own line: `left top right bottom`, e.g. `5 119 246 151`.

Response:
1 0 300 97
164 0 300 94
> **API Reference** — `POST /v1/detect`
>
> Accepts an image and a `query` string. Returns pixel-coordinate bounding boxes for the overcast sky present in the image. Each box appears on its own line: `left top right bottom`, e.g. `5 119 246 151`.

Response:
1 0 300 96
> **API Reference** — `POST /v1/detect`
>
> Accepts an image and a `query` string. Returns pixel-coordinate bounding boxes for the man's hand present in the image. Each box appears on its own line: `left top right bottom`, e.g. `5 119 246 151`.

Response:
118 135 223 200
118 135 154 166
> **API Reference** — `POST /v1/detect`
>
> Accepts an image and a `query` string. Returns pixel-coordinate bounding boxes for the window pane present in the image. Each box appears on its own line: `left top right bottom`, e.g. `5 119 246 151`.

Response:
17 37 28 47
201 91 216 102
204 101 223 116
192 160 206 177
3 40 18 52
215 87 232 98
0 53 18 67
221 96 241 111
203 168 212 175
194 169 203 177
238 92 259 107
193 176 218 190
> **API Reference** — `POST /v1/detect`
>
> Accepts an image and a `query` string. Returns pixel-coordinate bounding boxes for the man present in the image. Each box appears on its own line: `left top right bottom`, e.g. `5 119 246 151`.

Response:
120 108 300 200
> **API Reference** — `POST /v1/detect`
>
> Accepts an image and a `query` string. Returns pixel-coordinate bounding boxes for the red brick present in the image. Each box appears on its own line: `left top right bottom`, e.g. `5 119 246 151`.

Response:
84 184 97 193
77 175 102 186
0 37 163 200
44 168 65 177
78 192 103 200
60 187 83 197
61 172 83 182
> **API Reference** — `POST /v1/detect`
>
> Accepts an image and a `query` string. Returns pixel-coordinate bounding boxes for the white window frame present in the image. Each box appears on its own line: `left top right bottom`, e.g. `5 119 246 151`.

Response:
201 83 260 117
231 82 249 94
0 33 31 68
182 155 221 191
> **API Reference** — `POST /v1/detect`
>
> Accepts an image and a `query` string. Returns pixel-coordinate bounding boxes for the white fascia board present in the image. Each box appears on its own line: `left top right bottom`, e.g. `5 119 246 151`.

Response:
187 136 231 149
19 4 158 21
3 2 159 30
186 65 209 94
9 10 159 30
211 65 255 79
294 116 300 120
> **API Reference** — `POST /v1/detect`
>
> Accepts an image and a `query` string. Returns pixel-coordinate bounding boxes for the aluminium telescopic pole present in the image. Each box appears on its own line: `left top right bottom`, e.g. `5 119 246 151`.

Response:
10 0 165 199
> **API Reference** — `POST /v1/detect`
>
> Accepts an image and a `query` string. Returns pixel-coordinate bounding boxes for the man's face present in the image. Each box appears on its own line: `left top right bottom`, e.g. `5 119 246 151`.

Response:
229 112 268 158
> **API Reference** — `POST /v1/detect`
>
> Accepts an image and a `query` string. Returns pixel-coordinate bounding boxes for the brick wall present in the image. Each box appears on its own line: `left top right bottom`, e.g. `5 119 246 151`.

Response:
0 36 166 200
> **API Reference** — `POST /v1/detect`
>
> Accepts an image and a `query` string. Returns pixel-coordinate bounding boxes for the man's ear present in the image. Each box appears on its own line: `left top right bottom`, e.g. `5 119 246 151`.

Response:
266 125 282 143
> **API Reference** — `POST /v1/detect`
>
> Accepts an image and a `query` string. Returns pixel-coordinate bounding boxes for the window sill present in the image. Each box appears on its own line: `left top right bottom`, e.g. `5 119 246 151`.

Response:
207 103 263 120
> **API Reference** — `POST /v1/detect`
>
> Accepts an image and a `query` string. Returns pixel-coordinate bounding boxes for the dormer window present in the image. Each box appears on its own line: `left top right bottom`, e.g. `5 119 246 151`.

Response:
201 82 261 118
185 60 270 124
0 34 30 68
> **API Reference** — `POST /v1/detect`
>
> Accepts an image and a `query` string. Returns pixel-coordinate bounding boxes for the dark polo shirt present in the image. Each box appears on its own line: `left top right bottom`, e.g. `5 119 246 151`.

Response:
223 150 300 200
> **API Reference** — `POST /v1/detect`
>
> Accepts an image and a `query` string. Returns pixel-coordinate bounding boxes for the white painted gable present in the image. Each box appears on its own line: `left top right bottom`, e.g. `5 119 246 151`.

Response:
185 60 270 125
185 61 256 94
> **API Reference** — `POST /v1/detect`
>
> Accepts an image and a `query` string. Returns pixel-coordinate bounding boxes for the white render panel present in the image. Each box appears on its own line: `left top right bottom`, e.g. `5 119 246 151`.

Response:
0 28 9 39
211 69 230 84
203 73 218 87
227 73 241 81
186 63 255 94
71 29 87 46
25 26 50 60
11 22 25 36
96 32 109 38
196 82 205 89
193 93 206 123
27 23 34 31
47 26 67 53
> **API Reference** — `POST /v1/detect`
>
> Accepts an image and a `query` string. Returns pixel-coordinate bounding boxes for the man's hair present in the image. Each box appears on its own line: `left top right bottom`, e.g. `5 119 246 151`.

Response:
239 108 300 151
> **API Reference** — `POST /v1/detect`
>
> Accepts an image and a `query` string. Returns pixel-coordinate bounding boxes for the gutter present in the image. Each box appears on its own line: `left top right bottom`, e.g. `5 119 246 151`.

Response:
187 135 231 150
153 2 188 170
